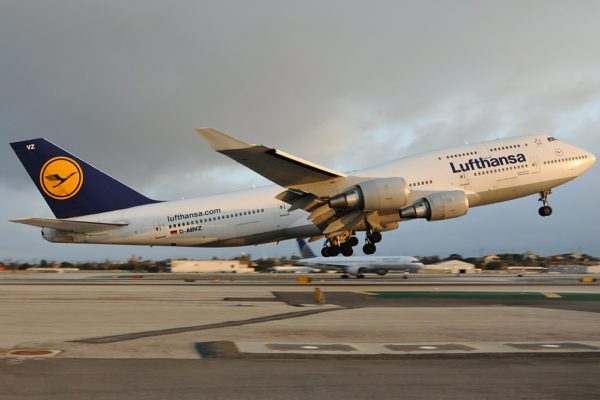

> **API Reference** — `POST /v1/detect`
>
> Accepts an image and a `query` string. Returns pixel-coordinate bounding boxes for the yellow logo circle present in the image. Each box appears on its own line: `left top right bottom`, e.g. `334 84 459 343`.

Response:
39 157 83 200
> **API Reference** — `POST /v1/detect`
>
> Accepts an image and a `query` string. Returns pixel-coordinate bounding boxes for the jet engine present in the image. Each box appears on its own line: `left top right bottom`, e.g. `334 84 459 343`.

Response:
399 190 469 221
345 266 367 276
329 178 409 211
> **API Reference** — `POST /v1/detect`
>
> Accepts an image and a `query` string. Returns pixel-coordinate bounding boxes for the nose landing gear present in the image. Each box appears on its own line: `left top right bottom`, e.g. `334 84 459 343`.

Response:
538 189 553 217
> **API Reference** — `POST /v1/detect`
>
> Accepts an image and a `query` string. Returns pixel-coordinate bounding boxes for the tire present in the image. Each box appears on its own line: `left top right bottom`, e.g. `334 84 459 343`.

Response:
329 245 340 256
349 236 359 247
363 243 376 255
538 206 553 217
371 231 382 243
341 244 353 257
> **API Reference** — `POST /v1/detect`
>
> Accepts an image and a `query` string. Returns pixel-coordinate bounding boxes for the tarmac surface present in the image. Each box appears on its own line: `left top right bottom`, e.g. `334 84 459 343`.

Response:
1 272 599 399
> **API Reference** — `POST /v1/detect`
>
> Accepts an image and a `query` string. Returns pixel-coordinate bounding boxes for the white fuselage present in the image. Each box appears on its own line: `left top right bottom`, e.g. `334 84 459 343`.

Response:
44 135 595 247
297 255 424 275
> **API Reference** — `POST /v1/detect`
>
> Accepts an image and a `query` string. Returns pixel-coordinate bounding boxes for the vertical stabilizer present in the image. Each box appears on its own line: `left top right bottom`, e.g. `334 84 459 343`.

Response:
10 138 159 218
296 239 317 259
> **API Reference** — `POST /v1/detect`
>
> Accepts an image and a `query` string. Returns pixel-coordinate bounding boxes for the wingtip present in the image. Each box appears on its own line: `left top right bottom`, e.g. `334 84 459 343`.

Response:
194 128 252 151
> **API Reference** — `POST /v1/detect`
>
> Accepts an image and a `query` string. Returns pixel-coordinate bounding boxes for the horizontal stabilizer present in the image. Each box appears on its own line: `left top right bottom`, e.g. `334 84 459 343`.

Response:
10 218 127 233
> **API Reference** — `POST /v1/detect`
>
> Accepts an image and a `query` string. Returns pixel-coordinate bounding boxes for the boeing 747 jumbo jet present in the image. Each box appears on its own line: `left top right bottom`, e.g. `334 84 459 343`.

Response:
9 129 595 256
296 239 424 278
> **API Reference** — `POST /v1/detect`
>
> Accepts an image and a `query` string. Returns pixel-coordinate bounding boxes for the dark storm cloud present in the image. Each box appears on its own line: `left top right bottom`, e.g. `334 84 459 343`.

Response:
1 0 599 261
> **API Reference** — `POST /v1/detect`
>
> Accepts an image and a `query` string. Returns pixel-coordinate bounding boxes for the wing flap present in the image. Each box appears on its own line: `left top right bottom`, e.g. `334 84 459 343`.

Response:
323 210 368 235
11 218 127 233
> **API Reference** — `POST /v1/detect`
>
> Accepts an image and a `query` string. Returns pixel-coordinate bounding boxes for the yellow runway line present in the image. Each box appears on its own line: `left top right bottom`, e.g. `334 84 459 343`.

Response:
542 292 562 298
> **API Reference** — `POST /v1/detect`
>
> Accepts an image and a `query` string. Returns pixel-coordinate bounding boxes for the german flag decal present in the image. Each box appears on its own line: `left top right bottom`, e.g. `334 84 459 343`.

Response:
170 230 178 235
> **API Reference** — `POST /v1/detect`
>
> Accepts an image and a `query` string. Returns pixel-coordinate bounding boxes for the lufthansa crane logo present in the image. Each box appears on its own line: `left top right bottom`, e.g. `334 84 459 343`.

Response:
39 157 83 200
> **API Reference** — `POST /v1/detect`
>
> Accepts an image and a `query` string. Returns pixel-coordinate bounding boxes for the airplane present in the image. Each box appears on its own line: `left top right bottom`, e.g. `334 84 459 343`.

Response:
9 130 596 256
296 239 424 278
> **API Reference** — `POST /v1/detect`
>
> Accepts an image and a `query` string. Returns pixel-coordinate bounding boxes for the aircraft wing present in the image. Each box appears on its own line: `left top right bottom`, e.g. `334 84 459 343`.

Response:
196 128 378 237
11 218 127 233
194 128 365 197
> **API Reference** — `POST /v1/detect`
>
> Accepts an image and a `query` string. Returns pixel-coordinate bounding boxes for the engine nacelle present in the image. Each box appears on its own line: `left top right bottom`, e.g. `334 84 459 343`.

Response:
399 190 469 221
329 178 409 212
346 266 366 276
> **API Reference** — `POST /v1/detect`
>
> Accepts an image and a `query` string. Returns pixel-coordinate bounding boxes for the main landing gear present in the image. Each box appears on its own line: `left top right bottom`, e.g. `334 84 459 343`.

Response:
538 189 553 217
321 235 359 257
321 222 384 257
362 222 382 255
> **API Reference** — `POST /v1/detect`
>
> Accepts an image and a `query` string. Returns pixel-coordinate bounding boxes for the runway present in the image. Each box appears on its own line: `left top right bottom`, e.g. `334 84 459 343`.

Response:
1 272 599 399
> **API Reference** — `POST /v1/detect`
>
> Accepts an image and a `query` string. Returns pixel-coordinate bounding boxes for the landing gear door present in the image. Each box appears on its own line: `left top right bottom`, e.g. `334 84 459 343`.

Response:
153 220 166 239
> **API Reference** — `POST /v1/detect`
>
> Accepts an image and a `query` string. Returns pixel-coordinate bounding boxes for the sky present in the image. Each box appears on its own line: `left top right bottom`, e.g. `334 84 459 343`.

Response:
1 0 599 263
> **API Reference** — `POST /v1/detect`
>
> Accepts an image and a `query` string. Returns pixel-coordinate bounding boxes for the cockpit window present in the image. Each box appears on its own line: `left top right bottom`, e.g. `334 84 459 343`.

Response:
547 137 558 142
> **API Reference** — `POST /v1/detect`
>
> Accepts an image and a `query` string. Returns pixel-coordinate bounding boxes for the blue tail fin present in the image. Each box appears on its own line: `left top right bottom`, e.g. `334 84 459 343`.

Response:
296 239 316 259
10 138 159 218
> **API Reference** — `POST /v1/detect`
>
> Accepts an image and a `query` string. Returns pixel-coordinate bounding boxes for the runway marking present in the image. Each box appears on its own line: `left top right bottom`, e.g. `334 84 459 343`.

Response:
71 307 344 344
505 342 599 351
266 343 356 352
385 344 475 352
542 292 562 298
354 291 376 296
200 341 600 359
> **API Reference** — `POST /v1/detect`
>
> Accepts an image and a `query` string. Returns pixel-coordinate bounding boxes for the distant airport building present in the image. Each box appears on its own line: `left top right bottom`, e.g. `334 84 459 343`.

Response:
547 265 600 274
273 265 314 273
429 260 476 274
26 267 80 273
170 260 254 273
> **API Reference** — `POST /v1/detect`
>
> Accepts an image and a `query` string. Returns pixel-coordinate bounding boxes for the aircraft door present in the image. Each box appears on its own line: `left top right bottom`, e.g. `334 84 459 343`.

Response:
278 201 290 217
153 220 166 239
530 156 541 174
458 171 470 187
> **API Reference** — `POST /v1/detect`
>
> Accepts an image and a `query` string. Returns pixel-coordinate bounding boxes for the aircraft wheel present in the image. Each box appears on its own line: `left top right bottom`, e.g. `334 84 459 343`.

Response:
321 247 330 257
349 236 359 247
341 274 350 279
357 274 365 279
341 244 353 257
538 206 552 217
370 231 382 243
363 243 376 255
328 245 340 256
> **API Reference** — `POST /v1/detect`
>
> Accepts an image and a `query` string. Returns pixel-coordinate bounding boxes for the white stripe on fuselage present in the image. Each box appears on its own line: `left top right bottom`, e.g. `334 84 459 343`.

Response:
56 134 595 247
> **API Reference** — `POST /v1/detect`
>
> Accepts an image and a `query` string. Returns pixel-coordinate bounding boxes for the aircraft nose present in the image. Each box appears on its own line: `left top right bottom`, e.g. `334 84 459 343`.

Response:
590 152 597 165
